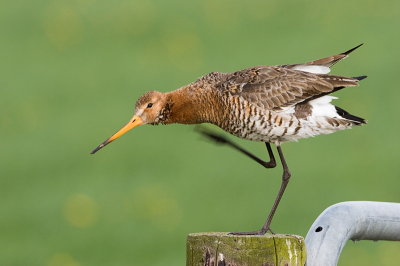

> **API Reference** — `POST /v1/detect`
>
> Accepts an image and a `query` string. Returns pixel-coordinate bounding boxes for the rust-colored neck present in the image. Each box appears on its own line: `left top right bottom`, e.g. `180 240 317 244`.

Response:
164 84 220 125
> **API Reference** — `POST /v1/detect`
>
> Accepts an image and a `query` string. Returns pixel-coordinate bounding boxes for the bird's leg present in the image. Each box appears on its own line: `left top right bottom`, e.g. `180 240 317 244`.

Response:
196 126 276 169
230 145 291 235
196 127 290 235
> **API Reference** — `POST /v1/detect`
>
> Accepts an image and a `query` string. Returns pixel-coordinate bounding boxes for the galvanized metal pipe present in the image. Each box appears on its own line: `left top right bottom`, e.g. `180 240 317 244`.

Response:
305 201 400 266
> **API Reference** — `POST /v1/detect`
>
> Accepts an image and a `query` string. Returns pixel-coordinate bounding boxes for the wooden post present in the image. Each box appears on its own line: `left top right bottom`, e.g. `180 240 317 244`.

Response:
187 232 306 266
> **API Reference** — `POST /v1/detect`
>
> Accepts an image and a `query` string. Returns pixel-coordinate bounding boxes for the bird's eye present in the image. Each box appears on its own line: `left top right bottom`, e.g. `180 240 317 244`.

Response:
147 103 153 108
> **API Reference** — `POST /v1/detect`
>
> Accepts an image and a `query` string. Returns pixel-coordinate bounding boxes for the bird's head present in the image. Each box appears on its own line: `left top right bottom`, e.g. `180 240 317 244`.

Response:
91 90 169 154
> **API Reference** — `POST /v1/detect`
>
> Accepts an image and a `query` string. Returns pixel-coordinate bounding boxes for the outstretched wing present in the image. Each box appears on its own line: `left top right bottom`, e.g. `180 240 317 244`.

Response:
220 66 360 110
278 44 364 74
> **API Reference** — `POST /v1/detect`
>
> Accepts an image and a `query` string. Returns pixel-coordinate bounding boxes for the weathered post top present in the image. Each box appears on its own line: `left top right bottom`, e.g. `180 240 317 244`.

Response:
187 232 306 266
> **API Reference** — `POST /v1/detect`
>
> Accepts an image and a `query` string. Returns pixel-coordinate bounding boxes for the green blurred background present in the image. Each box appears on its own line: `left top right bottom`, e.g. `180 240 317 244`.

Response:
1 0 399 265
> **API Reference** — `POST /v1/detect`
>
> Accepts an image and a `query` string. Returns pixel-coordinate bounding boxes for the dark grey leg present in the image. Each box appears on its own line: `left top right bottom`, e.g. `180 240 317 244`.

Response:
196 127 290 235
196 127 276 169
230 145 291 235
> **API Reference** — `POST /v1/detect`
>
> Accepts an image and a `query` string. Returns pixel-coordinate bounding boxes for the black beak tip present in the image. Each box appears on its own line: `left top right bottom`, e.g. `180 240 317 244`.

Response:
90 144 105 154
90 148 99 154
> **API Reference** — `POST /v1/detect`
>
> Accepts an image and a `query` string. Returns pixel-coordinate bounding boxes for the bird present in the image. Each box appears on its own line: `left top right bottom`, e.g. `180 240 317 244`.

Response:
91 44 367 235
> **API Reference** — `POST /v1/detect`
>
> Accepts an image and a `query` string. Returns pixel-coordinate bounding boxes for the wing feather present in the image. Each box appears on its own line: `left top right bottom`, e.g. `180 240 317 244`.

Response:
219 66 360 110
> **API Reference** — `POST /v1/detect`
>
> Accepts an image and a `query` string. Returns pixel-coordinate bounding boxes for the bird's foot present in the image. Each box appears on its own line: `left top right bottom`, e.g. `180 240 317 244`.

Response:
228 227 274 236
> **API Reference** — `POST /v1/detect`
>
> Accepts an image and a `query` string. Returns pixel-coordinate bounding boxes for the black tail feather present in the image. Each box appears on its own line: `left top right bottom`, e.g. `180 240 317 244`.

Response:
343 44 364 55
335 106 367 125
352 75 367 81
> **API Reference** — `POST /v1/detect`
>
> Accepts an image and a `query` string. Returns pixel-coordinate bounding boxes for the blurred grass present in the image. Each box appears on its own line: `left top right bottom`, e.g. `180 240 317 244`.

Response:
1 0 400 265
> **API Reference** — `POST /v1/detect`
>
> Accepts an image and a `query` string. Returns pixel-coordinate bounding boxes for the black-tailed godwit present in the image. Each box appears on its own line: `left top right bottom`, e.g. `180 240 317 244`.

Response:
91 44 367 235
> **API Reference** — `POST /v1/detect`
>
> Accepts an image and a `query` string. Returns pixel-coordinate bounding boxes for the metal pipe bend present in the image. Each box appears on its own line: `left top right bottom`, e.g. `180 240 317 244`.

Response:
305 201 400 266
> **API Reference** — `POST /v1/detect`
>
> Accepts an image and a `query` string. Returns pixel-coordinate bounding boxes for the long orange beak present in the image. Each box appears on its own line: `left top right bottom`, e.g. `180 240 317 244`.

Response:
90 115 143 154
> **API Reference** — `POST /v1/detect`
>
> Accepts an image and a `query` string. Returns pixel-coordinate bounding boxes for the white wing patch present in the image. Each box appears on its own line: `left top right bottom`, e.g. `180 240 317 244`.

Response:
292 65 331 74
280 105 296 114
309 96 338 118
279 95 340 118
